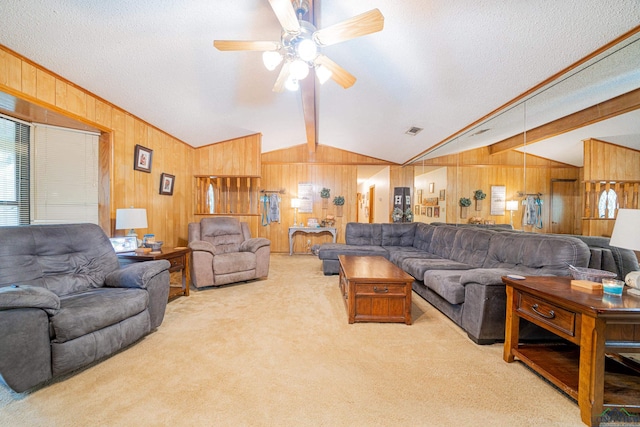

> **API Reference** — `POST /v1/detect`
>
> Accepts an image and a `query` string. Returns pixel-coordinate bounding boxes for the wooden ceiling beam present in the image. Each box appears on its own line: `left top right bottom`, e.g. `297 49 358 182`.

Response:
301 0 317 153
489 87 640 155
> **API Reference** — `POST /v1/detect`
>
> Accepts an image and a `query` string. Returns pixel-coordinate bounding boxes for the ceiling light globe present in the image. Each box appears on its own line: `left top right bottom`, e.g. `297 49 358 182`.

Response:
316 65 332 85
285 77 299 91
290 59 309 80
297 39 318 62
262 51 283 71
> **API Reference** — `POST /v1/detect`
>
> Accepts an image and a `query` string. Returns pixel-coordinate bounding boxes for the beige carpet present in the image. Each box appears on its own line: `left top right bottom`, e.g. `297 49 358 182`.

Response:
1 254 589 426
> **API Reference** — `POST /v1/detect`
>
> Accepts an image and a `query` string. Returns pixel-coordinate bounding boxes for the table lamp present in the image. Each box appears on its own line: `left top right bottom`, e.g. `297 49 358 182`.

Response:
609 209 640 296
506 200 519 228
115 208 148 245
291 198 301 227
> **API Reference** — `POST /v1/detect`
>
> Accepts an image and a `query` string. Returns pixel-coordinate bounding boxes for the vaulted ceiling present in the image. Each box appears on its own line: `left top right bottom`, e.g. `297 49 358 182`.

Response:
1 1 640 165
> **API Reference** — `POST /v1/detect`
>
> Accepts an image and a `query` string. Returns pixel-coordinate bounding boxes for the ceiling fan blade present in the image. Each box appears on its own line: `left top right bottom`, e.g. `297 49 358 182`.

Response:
213 40 280 51
315 55 356 89
272 62 292 93
268 0 301 33
313 9 384 46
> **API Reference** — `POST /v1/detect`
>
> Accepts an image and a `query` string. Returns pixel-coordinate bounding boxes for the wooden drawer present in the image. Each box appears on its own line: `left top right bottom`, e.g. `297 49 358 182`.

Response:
168 255 185 270
517 292 577 339
355 283 407 296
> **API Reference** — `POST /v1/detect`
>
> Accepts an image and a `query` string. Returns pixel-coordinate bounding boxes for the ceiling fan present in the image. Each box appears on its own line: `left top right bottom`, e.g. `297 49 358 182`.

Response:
213 0 384 92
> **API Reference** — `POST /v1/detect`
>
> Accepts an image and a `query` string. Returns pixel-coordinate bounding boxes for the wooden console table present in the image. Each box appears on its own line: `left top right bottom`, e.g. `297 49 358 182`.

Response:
117 247 191 300
288 226 336 255
503 276 640 426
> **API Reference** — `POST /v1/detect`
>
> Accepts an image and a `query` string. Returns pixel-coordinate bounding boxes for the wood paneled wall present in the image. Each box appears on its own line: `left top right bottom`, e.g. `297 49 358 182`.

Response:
582 138 640 237
261 144 392 253
192 134 262 176
1 45 194 247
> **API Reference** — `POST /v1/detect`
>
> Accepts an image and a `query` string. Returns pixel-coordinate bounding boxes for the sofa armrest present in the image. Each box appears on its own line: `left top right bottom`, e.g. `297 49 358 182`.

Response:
105 260 171 289
240 237 271 253
189 240 219 255
0 284 60 315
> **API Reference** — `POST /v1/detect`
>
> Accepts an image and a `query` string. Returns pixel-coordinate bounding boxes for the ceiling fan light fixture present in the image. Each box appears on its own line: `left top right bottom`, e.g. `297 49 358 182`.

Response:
316 64 332 84
296 38 318 61
262 51 283 71
285 77 300 91
290 59 310 80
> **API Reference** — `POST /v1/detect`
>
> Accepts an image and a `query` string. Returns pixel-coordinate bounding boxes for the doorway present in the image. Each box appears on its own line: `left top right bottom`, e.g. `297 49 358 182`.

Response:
551 179 578 234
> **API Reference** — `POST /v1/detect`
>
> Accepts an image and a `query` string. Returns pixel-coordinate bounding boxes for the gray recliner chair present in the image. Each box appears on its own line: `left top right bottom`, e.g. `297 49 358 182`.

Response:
0 223 171 392
188 217 271 288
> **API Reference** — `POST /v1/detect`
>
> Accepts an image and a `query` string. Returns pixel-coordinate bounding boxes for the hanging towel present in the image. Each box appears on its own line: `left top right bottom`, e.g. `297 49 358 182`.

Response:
522 195 544 229
261 195 269 226
269 194 280 224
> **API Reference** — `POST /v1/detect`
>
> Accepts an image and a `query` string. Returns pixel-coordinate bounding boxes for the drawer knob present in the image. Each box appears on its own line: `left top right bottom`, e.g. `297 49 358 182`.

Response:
532 303 555 319
374 286 389 293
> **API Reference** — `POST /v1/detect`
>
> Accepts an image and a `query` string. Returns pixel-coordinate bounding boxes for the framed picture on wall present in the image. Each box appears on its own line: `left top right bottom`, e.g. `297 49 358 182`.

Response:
429 182 435 193
439 189 446 201
414 205 420 215
134 144 153 173
417 189 423 204
159 173 175 195
434 206 440 218
421 206 427 215
427 207 433 217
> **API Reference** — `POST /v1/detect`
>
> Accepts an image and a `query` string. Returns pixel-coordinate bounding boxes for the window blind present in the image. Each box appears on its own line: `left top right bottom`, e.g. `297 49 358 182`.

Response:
0 115 30 226
32 124 99 225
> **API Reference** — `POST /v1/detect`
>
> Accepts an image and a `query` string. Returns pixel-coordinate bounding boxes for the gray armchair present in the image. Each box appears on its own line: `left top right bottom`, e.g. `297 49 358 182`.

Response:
0 223 170 392
188 217 271 288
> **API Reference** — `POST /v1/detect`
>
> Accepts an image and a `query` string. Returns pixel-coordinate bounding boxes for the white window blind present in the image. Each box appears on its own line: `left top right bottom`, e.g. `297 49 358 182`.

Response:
0 115 30 226
32 124 99 225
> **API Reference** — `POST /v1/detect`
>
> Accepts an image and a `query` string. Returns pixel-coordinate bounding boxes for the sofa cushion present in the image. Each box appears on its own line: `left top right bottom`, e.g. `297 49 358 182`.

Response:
428 226 460 259
200 217 245 254
424 271 466 305
381 223 417 246
401 257 473 280
317 244 388 260
449 228 494 267
52 287 148 343
386 247 434 266
0 223 120 296
213 252 256 275
483 233 590 275
345 223 383 246
412 223 436 251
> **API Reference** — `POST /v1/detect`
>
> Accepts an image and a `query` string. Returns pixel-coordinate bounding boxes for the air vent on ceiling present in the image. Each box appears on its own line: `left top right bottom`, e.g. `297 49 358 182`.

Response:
405 127 423 136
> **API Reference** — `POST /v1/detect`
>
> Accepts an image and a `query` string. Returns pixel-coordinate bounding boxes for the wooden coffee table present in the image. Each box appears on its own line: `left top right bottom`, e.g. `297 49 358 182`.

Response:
338 255 413 324
503 275 640 426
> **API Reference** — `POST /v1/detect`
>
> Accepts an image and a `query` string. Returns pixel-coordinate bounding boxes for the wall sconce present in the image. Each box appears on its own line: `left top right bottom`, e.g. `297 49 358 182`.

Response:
291 198 301 227
506 200 519 228
115 208 148 242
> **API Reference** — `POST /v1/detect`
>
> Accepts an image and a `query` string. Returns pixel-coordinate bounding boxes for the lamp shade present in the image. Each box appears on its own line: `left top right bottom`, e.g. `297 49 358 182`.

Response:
506 200 519 212
609 209 640 251
115 208 148 231
291 198 301 208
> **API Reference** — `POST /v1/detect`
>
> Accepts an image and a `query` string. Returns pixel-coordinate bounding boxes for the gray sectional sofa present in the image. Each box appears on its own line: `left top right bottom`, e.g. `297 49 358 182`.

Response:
0 223 171 392
318 222 639 344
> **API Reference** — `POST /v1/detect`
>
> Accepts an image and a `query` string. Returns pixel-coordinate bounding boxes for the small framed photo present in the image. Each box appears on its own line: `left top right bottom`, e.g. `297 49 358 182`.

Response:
109 236 138 253
134 144 153 173
434 206 440 218
427 207 433 217
421 206 427 215
439 189 446 201
429 182 435 193
159 173 175 195
414 205 420 215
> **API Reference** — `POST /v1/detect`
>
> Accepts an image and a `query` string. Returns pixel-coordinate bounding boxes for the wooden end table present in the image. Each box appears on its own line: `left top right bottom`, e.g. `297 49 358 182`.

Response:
117 247 192 300
502 275 640 426
338 255 413 324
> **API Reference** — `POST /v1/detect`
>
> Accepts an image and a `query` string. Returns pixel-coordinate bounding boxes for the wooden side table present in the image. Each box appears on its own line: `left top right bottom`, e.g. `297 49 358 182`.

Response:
117 247 192 300
502 275 640 426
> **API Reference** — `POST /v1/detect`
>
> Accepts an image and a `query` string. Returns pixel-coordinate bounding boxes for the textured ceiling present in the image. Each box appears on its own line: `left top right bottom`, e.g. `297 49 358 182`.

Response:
1 0 640 165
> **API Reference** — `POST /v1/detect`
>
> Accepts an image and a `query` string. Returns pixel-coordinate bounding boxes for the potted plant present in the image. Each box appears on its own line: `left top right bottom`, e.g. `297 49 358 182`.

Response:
474 189 486 211
320 187 330 208
459 197 471 219
404 207 413 223
392 207 404 223
333 195 345 216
